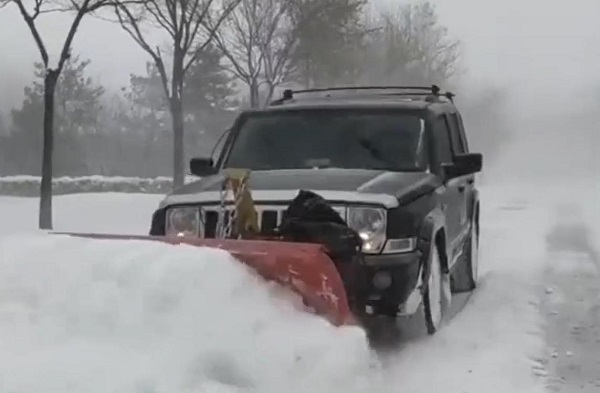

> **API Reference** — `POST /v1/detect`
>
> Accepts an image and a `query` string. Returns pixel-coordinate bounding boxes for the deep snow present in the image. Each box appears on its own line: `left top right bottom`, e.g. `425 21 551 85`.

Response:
0 184 585 392
0 233 380 392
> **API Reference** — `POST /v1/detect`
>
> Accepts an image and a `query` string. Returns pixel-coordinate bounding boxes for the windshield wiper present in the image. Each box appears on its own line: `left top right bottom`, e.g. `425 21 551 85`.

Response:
358 138 391 167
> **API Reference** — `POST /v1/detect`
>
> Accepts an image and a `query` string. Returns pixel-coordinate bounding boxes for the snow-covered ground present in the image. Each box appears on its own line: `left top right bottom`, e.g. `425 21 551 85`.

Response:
0 193 162 235
0 183 597 392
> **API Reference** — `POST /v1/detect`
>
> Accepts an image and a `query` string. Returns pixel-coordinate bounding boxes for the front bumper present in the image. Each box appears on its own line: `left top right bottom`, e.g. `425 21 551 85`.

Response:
150 206 426 317
352 250 424 317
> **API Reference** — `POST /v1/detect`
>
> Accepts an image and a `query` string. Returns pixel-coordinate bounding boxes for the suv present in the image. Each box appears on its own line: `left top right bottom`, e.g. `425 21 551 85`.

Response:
149 85 482 335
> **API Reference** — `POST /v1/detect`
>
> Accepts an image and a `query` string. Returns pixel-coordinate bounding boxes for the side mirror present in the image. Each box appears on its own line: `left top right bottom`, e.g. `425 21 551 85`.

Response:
189 157 218 177
443 153 482 179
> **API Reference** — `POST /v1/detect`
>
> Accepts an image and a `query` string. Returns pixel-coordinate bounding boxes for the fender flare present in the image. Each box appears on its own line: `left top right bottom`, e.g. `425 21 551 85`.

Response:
149 207 167 236
416 207 449 293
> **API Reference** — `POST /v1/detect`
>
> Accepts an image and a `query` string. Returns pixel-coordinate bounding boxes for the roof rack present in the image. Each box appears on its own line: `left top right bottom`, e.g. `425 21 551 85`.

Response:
270 85 455 105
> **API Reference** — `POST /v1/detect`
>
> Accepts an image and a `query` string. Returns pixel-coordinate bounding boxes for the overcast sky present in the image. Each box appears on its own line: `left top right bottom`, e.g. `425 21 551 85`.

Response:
1 0 599 112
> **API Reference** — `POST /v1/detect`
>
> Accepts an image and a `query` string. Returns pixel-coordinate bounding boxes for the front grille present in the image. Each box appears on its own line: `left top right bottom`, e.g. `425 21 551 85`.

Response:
199 204 346 238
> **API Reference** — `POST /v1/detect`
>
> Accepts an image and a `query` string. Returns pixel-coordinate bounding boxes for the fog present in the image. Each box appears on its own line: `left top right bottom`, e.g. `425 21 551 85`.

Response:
1 0 599 182
1 2 600 391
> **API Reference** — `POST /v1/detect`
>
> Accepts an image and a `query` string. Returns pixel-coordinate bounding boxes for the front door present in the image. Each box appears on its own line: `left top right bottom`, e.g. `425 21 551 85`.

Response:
445 112 473 247
431 114 463 256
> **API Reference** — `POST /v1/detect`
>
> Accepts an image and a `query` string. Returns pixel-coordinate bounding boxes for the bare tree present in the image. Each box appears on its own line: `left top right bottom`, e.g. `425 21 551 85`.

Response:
207 0 307 108
113 0 241 188
0 0 136 230
258 0 299 104
362 2 461 86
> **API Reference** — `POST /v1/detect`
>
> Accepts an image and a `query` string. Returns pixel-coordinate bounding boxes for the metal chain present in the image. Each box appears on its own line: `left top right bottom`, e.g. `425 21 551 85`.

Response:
232 176 249 238
216 171 250 239
223 179 235 238
216 177 228 239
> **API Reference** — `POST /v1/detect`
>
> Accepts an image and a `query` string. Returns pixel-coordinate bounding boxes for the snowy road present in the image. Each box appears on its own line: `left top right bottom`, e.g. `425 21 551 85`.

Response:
540 203 600 392
0 183 598 392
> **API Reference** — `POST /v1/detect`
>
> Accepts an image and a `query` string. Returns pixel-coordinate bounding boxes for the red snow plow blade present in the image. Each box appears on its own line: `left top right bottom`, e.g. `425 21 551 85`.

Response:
53 232 357 327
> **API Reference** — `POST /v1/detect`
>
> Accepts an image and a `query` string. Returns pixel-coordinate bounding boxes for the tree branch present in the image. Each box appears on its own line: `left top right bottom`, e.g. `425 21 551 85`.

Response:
11 0 50 66
56 0 93 72
144 0 176 37
183 0 241 73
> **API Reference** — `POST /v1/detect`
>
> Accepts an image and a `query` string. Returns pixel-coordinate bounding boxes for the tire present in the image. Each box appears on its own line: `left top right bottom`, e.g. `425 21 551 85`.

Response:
452 218 479 293
422 244 448 335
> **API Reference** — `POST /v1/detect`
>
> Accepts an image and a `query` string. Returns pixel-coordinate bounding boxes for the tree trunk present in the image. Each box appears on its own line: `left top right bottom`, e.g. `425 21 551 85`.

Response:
249 81 260 108
170 96 185 189
39 71 58 230
264 83 276 106
169 45 187 190
304 58 311 89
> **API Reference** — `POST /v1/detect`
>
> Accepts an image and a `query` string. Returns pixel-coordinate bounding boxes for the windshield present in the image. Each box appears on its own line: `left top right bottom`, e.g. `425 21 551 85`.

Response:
223 109 427 171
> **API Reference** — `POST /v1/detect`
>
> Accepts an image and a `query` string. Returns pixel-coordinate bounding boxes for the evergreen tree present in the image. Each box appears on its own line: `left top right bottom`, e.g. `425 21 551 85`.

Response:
288 0 368 88
361 2 461 86
121 44 238 164
0 112 13 175
10 55 104 176
113 0 240 188
183 44 238 157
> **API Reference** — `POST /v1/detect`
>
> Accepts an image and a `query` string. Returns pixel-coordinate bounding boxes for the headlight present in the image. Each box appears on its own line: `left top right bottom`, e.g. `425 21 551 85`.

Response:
165 206 201 237
348 207 387 254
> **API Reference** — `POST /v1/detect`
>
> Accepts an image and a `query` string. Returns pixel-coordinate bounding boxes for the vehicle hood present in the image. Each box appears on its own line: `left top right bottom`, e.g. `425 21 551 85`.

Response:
163 168 441 207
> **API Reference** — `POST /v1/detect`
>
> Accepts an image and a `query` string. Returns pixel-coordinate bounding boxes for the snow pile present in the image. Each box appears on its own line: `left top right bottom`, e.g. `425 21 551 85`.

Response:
0 233 382 393
0 175 198 196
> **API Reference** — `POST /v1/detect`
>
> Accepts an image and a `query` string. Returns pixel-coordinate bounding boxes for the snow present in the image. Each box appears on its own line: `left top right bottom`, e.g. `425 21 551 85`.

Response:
0 233 380 392
0 175 199 197
536 180 600 393
0 184 573 392
0 193 162 235
382 186 551 393
0 175 197 184
0 194 382 392
1 175 172 183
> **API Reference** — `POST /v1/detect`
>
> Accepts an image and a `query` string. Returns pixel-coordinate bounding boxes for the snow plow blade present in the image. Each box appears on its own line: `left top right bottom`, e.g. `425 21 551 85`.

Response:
53 232 357 327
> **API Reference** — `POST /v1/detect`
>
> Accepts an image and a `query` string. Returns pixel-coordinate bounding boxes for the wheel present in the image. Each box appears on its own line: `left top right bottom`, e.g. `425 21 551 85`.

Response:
451 218 479 293
422 244 448 335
